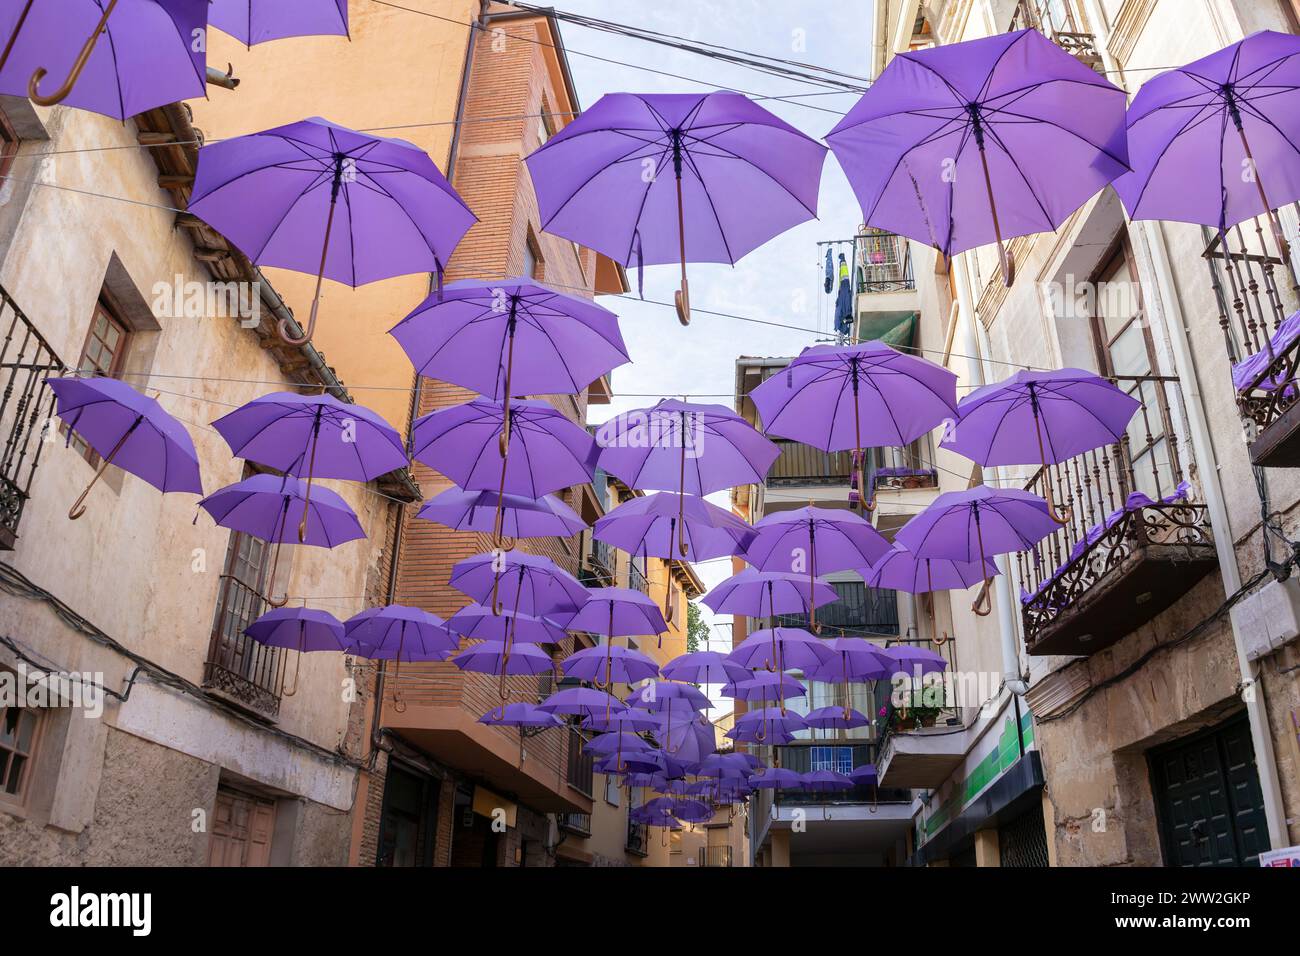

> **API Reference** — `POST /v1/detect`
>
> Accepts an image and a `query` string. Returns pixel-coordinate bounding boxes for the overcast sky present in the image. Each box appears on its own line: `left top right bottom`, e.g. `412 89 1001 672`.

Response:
554 1 875 658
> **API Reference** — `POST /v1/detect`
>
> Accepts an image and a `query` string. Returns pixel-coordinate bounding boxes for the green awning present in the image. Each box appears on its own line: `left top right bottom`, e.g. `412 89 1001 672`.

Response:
857 311 917 349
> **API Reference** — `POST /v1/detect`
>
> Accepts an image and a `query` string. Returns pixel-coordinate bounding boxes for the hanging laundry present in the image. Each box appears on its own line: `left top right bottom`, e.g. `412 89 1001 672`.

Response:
834 252 854 337
823 246 834 294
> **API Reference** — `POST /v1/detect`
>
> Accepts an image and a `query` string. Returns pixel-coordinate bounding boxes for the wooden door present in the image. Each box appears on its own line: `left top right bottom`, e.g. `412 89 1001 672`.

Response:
208 788 275 867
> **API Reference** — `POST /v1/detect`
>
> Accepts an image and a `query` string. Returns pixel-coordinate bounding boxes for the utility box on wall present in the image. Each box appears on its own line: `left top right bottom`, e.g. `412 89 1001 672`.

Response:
1230 577 1300 662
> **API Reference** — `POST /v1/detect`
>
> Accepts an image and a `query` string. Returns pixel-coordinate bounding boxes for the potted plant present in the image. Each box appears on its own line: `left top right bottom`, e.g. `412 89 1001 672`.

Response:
884 692 942 732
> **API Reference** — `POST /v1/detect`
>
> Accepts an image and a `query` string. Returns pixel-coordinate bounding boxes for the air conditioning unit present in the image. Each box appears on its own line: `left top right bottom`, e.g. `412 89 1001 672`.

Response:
1230 577 1300 662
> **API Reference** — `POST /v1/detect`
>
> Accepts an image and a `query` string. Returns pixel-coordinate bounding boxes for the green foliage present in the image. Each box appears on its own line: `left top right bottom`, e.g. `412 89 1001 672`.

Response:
686 601 709 654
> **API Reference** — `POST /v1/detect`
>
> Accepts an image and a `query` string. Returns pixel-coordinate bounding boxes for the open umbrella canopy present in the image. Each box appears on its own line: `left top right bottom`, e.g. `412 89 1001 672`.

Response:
596 399 779 496
661 650 750 685
345 605 458 660
799 769 855 792
894 485 1057 564
212 392 407 482
805 706 872 730
671 800 714 824
885 644 949 677
537 687 627 720
594 492 755 562
389 278 629 400
744 506 891 575
728 627 832 672
411 398 597 498
701 568 840 617
450 640 555 676
46 377 203 512
1115 31 1300 236
734 707 810 735
449 551 588 617
557 587 668 637
748 768 803 789
582 711 662 734
198 473 364 547
725 671 807 702
0 0 206 119
867 545 998 593
750 341 958 451
445 605 568 645
654 715 716 764
560 644 660 685
584 732 654 756
848 763 879 786
416 487 587 539
478 703 562 729
803 637 895 683
625 681 711 713
244 607 346 652
208 0 349 46
827 28 1128 284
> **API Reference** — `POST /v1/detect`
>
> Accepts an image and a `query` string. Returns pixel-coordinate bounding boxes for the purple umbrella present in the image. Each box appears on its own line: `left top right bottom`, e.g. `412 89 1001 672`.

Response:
732 706 808 743
46 376 202 519
848 763 878 787
538 687 627 722
390 278 629 459
198 473 363 606
208 0 348 46
671 800 714 825
884 644 948 678
748 768 802 789
557 589 667 688
726 671 807 703
582 711 661 734
345 605 458 660
190 117 475 344
412 398 596 547
661 651 749 686
805 706 871 730
607 753 669 778
945 369 1140 522
0 0 205 116
728 627 832 673
560 644 660 686
700 568 839 618
868 544 998 643
584 732 653 756
750 342 957 510
625 680 711 713
416 487 587 540
894 485 1056 614
595 399 777 556
726 720 794 745
445 605 568 646
452 640 556 702
654 714 716 765
244 605 346 695
525 91 827 324
799 770 854 793
478 702 562 729
827 29 1127 286
804 637 894 721
744 506 890 631
212 391 406 541
1115 31 1300 262
450 551 587 618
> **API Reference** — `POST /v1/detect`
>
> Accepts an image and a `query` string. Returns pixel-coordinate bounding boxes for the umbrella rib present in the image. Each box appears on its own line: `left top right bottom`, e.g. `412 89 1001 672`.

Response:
680 147 738 264
534 132 669 233
1125 97 1228 215
979 121 1055 229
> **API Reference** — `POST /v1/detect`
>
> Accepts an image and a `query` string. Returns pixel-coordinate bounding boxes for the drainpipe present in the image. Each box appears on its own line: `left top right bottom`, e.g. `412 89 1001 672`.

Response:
953 254 1027 698
1139 219 1290 848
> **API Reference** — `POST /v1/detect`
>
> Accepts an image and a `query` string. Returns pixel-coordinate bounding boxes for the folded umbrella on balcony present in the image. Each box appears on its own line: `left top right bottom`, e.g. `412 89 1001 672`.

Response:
0 0 206 117
450 550 588 618
700 568 839 619
560 644 660 686
728 627 832 674
199 473 364 606
208 0 348 46
596 399 778 557
749 342 958 511
743 506 890 631
412 398 597 549
390 278 629 460
944 369 1140 522
243 606 346 697
190 117 475 345
1115 31 1300 270
46 376 203 520
416 487 587 540
660 650 749 686
894 485 1058 615
525 91 827 325
827 28 1128 286
212 391 407 542
867 544 999 644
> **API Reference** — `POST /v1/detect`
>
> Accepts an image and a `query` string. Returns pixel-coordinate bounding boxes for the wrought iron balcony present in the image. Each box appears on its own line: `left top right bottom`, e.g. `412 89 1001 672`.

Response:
1009 1 1104 72
204 573 285 718
565 725 594 799
856 228 915 293
0 285 64 550
557 811 592 836
1015 376 1217 656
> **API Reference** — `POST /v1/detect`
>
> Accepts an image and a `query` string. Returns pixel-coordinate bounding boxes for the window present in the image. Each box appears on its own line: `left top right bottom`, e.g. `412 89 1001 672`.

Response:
70 297 130 462
0 694 41 805
205 525 287 714
537 96 557 145
809 745 854 775
605 773 621 807
522 229 544 281
0 107 18 185
377 763 439 867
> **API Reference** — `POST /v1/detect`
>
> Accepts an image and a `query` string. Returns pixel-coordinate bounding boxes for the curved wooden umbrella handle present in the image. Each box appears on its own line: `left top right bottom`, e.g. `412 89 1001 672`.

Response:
29 0 119 106
971 580 992 617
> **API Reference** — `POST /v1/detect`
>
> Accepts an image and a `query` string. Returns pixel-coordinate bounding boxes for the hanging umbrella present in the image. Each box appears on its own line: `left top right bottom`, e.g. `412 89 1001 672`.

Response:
478 702 562 729
581 711 661 734
827 28 1128 286
190 117 475 344
412 398 596 548
537 687 627 722
445 604 568 646
416 487 587 540
212 391 406 542
451 639 556 700
345 605 458 660
731 706 809 743
699 568 839 618
596 399 777 556
244 606 346 697
945 369 1140 522
743 506 890 631
725 672 807 707
726 721 795 745
390 278 629 459
556 589 667 694
208 0 349 46
624 680 711 713
603 752 668 777
661 650 750 685
799 769 854 793
748 768 803 789
525 91 827 324
894 485 1057 615
867 544 998 644
884 644 948 678
46 376 202 519
1115 31 1300 264
628 685 711 762
198 473 364 606
727 627 832 673
805 706 871 730
584 732 653 756
672 800 714 825
654 714 716 765
749 342 957 510
803 637 894 722
696 754 753 780
0 0 206 116
450 551 587 618
848 763 878 786
595 492 755 562
560 644 660 686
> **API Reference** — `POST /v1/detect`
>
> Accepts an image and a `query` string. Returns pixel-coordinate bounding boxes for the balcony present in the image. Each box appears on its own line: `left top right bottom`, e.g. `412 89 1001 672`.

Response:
854 229 920 344
1207 225 1300 467
774 580 900 638
628 560 649 595
1009 1 1104 72
205 574 284 719
579 530 616 586
0 285 65 550
766 440 852 487
699 846 733 867
1015 376 1217 657
557 811 592 836
565 725 594 799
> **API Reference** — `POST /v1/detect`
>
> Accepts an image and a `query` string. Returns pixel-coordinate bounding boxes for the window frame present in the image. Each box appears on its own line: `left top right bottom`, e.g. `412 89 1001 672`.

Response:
70 294 132 465
0 681 45 810
0 106 19 185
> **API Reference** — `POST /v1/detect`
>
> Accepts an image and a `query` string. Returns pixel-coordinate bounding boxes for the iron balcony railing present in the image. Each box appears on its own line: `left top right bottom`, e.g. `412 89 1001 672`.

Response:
1009 0 1104 71
628 561 649 595
565 725 594 798
773 579 900 637
0 285 64 550
766 440 853 486
557 811 592 836
205 573 285 718
699 846 733 867
856 228 915 293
